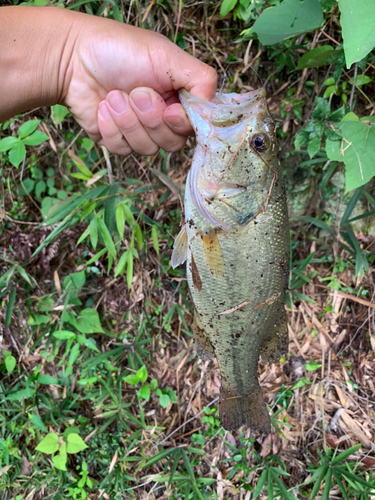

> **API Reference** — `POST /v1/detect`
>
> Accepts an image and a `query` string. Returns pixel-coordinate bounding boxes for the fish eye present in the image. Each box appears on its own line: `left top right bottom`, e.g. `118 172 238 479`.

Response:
250 134 269 153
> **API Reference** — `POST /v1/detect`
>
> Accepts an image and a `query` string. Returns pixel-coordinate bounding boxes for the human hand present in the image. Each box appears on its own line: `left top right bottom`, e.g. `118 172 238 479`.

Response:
63 13 217 155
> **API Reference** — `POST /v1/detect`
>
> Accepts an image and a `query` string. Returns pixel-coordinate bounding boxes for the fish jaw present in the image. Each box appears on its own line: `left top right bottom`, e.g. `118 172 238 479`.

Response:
179 88 277 231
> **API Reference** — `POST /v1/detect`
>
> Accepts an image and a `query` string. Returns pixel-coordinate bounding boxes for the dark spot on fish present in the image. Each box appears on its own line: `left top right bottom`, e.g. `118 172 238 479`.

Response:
190 254 202 292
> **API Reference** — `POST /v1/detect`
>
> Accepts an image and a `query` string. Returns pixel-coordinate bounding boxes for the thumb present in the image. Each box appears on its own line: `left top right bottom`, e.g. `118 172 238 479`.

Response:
152 42 217 102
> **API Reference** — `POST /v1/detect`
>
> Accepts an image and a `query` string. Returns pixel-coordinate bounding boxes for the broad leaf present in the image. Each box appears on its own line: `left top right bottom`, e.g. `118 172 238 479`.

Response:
247 0 323 46
23 130 49 146
295 45 338 70
326 118 375 191
66 433 88 454
339 0 375 68
138 384 151 401
0 136 19 152
18 120 40 139
76 308 105 334
136 365 148 383
36 433 59 454
5 355 16 375
53 330 76 340
37 374 59 385
51 104 69 125
9 142 26 167
220 0 237 17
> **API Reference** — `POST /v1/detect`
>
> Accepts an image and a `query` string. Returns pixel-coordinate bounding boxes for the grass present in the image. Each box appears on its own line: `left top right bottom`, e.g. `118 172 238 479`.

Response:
1 0 375 499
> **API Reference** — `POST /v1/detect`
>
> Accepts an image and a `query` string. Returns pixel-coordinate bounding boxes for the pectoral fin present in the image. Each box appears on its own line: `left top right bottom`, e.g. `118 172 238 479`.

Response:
201 230 224 279
171 225 188 268
193 313 215 361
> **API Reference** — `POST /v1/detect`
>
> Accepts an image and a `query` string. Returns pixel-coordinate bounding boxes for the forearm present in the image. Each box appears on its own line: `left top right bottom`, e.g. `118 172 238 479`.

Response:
0 6 76 122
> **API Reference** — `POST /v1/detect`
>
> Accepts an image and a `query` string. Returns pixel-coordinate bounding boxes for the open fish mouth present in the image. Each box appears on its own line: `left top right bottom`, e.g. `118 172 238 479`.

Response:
179 88 270 231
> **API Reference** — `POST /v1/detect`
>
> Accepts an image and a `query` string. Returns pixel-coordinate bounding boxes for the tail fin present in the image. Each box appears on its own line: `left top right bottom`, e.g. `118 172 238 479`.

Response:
219 385 271 434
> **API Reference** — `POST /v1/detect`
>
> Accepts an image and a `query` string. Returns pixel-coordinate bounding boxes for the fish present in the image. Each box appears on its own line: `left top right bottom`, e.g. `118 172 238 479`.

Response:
171 88 290 434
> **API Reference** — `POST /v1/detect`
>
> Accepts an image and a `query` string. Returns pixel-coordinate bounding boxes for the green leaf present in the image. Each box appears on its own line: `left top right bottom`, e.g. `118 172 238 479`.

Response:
0 136 19 152
76 335 99 352
298 216 336 235
5 286 16 327
6 387 35 401
116 205 126 240
159 393 171 408
339 0 375 68
247 0 323 46
292 378 311 390
5 355 16 375
36 433 59 454
52 450 67 471
125 374 139 385
136 365 148 383
252 469 267 499
22 130 49 146
76 308 105 334
72 159 93 179
53 330 76 340
220 0 237 17
326 120 375 191
355 75 373 86
138 384 150 401
295 45 338 70
31 414 48 433
66 433 88 454
331 443 362 465
307 134 322 158
51 104 69 125
37 374 59 385
35 180 46 199
18 120 40 139
127 252 133 290
9 142 26 167
97 217 117 258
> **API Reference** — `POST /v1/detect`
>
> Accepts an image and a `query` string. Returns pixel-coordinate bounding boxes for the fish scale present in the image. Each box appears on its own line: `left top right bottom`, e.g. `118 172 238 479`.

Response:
173 88 290 433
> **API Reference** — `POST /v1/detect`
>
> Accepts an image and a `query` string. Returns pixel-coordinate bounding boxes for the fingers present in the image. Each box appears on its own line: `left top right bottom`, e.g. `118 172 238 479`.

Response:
97 88 188 156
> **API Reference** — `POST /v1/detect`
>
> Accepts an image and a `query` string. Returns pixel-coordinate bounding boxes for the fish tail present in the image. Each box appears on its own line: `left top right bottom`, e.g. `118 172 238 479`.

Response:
219 385 271 434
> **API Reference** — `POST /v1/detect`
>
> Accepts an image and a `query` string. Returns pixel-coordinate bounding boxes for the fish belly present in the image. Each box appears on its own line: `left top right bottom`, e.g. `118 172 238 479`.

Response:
185 172 289 433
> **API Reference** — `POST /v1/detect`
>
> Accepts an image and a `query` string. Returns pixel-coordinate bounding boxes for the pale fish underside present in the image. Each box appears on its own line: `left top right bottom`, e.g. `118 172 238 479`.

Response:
172 88 290 434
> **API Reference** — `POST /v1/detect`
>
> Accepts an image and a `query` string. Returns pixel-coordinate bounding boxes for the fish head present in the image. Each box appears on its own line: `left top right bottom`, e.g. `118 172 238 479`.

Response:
179 88 278 230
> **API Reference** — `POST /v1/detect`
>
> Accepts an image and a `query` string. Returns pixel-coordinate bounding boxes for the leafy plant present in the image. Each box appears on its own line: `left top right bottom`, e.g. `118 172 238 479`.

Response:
36 430 88 471
0 120 48 167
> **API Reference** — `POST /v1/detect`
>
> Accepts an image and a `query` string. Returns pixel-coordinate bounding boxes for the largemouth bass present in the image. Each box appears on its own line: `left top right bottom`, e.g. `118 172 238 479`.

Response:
172 88 289 433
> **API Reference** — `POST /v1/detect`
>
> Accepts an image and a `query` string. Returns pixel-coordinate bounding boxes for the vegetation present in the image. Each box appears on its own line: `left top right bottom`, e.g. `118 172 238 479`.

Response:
1 0 375 498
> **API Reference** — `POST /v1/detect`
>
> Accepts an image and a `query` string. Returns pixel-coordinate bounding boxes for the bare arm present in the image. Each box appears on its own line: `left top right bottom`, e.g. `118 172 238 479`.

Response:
0 6 217 155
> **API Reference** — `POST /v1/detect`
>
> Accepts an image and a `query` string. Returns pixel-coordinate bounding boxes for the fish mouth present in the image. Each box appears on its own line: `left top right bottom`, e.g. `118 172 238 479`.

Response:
179 88 267 127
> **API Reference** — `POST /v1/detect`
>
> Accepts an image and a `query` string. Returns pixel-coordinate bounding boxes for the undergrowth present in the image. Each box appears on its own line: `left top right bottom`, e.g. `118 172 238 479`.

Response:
1 0 375 499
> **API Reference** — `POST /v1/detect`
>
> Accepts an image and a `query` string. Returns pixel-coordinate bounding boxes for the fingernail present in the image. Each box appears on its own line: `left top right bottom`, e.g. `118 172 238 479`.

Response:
131 90 152 112
107 91 127 114
166 115 185 129
99 101 111 120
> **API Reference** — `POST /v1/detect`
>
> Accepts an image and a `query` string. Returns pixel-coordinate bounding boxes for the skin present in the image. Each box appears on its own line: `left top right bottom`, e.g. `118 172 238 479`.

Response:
0 6 217 156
